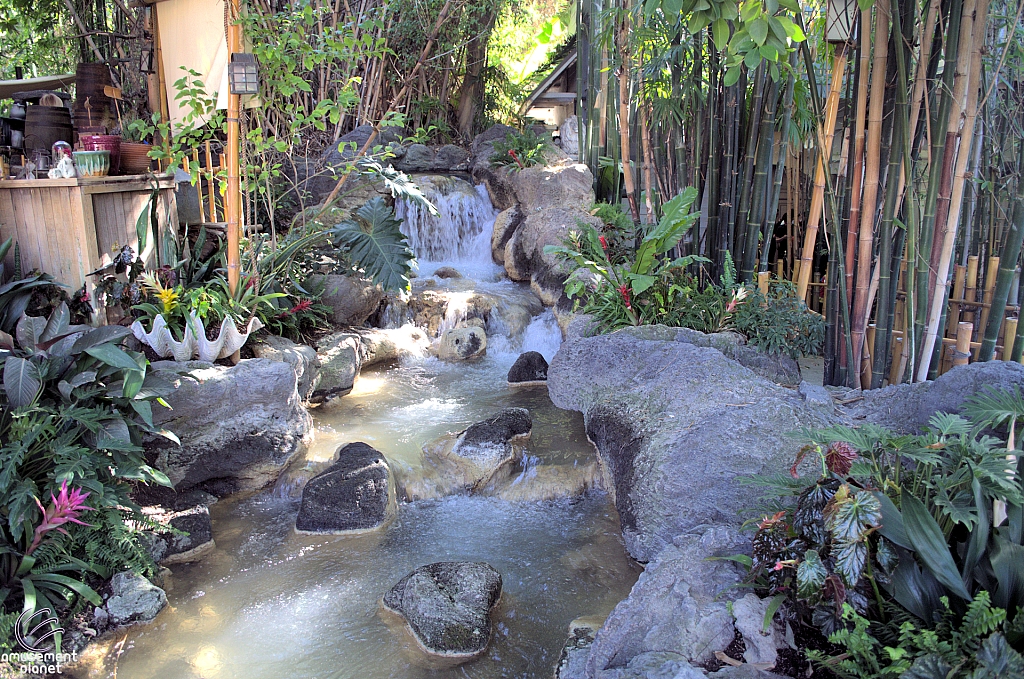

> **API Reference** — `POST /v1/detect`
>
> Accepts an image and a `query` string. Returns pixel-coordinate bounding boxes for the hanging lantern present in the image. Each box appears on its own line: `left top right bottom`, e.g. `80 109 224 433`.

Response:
228 53 259 96
140 45 155 74
826 0 858 44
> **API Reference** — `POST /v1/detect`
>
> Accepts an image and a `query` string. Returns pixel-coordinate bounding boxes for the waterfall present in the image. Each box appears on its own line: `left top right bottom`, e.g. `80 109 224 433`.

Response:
394 176 498 265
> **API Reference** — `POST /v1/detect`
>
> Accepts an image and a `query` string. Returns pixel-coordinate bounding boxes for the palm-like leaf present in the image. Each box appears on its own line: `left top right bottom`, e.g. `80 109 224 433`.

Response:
331 198 415 293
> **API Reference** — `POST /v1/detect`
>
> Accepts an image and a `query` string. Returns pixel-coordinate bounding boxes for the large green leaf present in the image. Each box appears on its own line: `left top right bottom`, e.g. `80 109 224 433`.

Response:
889 549 945 621
901 493 973 600
797 549 827 601
3 356 40 407
71 326 132 353
332 197 415 293
875 491 913 549
990 537 1024 612
85 343 143 372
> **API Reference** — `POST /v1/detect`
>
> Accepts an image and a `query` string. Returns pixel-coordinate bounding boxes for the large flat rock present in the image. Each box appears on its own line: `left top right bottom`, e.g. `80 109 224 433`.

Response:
547 326 835 562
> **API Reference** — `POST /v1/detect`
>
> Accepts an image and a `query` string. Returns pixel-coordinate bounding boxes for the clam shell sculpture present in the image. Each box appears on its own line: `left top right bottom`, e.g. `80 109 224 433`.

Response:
131 312 263 362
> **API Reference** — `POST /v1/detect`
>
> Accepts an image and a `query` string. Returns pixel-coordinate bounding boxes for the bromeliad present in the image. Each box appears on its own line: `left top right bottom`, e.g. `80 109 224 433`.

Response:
28 481 94 555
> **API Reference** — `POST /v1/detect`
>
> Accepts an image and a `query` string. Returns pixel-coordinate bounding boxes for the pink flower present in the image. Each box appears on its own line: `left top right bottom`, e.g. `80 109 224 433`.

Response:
28 481 94 554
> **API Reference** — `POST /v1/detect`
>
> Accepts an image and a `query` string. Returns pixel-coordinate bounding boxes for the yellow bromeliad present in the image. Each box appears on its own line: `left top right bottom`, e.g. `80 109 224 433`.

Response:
139 272 180 316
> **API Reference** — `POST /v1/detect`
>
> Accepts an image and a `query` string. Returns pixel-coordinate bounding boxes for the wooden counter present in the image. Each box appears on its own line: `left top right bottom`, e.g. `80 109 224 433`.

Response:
0 174 178 305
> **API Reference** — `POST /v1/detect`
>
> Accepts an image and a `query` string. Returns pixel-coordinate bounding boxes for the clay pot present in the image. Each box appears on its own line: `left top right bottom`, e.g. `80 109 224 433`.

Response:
119 142 153 175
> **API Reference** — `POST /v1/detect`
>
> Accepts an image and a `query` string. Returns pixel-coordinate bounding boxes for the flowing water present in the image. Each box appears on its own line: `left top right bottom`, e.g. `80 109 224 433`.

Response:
75 177 639 679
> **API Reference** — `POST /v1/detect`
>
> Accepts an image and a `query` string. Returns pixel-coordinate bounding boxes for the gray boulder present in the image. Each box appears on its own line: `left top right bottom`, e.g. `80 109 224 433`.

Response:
846 360 1024 432
144 504 215 565
470 124 518 210
508 351 548 384
396 143 436 172
437 326 487 361
324 124 402 166
149 359 312 496
556 617 606 679
503 207 601 292
311 273 384 327
352 326 432 368
585 525 748 675
295 442 395 533
559 115 580 159
548 326 835 562
105 571 167 626
511 161 595 214
432 144 470 171
315 332 362 397
491 206 523 265
252 334 320 400
398 408 532 500
382 561 502 660
732 593 782 667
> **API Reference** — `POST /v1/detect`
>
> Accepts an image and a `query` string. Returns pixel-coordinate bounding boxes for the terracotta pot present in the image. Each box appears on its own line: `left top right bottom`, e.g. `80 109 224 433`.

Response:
80 134 121 174
119 142 153 175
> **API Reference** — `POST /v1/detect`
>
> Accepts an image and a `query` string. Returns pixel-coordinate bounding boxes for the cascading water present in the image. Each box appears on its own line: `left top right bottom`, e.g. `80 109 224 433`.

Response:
77 175 638 679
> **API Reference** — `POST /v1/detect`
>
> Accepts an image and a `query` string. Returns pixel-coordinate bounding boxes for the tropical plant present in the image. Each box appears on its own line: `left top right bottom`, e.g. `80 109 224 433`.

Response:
810 596 1024 679
331 198 416 293
490 129 549 169
0 304 176 649
547 186 706 329
0 238 59 334
732 281 825 357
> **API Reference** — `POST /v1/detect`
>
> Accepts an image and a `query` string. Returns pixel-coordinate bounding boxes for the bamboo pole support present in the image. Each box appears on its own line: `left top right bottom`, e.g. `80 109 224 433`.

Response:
226 0 242 299
863 324 876 388
964 255 980 325
776 258 784 279
193 149 206 223
946 264 967 337
978 255 1000 347
796 44 848 302
999 317 1013 358
953 322 973 367
757 272 770 296
205 142 216 222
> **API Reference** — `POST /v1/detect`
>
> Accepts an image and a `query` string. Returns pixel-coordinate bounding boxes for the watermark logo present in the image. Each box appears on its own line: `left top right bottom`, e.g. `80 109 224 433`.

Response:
14 609 63 653
0 609 77 675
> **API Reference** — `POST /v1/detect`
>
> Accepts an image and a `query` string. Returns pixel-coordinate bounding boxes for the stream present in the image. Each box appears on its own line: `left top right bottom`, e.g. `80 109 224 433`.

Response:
75 176 639 679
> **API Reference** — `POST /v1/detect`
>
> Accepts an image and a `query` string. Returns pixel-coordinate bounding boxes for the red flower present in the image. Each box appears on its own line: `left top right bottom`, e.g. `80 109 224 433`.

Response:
618 284 632 310
508 149 525 169
599 235 608 251
28 481 94 554
825 441 858 476
277 299 313 318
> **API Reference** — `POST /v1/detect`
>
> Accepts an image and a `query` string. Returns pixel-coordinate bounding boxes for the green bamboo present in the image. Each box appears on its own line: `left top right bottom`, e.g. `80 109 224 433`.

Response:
742 76 780 281
980 160 1024 360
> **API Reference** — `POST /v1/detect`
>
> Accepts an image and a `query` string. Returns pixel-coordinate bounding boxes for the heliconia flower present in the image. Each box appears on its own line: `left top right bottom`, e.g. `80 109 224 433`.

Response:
508 149 525 169
599 235 608 251
825 441 858 476
278 299 313 318
28 481 94 554
618 284 632 310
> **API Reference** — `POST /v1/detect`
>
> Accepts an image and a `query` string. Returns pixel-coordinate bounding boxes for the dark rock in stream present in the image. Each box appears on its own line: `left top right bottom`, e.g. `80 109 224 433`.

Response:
295 442 395 533
507 351 549 385
382 561 502 660
143 504 215 565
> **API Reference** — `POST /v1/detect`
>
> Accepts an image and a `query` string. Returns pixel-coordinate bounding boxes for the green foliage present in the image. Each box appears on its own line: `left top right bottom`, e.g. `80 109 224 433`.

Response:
732 281 825 357
546 187 704 329
0 238 60 335
490 129 550 169
809 597 1024 679
0 304 175 648
331 198 416 293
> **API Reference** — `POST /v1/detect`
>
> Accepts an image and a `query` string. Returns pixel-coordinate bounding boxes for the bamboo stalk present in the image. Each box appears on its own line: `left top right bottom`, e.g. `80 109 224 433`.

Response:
1005 319 1020 361
845 10 871 303
194 149 205 223
226 0 242 304
796 45 849 302
616 0 640 222
978 255 1001 348
954 322 973 367
917 0 988 378
205 142 216 221
850 5 889 387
